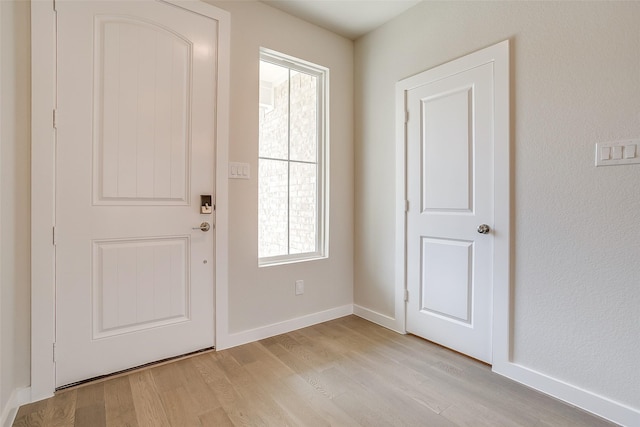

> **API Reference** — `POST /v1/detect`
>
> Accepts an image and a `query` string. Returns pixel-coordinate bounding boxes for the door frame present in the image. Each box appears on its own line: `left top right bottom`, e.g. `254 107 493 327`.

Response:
31 0 230 401
394 40 511 371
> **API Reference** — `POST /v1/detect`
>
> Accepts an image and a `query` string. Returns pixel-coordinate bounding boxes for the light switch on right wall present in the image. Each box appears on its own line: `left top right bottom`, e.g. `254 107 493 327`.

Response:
595 139 640 166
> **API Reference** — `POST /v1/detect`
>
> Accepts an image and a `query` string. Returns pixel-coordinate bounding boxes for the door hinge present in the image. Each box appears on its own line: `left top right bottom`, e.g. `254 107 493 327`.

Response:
405 110 409 123
53 0 57 12
404 289 409 302
52 226 57 245
53 342 57 362
405 200 409 212
53 109 57 129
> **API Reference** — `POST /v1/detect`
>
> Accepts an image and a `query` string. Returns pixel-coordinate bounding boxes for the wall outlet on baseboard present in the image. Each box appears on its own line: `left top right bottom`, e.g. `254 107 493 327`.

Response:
295 280 304 295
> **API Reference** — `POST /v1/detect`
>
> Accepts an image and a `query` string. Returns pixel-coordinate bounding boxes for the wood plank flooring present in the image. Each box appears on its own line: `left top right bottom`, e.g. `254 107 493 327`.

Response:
14 316 617 426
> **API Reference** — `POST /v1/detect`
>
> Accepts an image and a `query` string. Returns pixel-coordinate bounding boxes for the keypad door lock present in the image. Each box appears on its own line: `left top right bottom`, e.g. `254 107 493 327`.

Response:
200 195 213 214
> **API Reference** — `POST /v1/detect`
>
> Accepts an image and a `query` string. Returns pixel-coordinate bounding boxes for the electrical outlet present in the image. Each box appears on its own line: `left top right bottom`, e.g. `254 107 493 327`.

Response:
295 280 304 295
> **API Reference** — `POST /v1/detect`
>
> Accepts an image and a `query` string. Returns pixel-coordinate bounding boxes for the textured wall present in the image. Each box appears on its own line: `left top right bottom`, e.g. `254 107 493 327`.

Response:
0 0 31 414
209 0 354 333
354 1 639 410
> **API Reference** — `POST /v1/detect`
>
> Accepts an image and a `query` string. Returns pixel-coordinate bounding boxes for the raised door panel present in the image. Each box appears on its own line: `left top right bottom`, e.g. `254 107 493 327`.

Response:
94 237 190 339
420 237 473 324
422 87 473 213
94 17 191 204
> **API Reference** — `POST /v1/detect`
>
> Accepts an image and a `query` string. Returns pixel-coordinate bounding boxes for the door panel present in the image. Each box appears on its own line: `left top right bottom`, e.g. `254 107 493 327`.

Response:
95 15 191 204
420 237 473 323
56 0 218 387
422 87 472 212
406 61 495 364
93 237 189 339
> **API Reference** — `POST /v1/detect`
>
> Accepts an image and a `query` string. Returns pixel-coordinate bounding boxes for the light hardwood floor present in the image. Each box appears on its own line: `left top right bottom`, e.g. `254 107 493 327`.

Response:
14 316 616 426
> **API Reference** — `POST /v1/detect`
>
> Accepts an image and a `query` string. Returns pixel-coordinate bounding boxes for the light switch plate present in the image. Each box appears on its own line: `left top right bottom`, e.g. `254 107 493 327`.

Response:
229 162 250 179
595 139 640 166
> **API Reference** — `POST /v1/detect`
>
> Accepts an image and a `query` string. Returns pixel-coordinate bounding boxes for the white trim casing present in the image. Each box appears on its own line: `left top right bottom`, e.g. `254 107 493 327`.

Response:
209 2 231 357
490 39 512 374
31 0 231 400
31 0 56 402
393 79 408 335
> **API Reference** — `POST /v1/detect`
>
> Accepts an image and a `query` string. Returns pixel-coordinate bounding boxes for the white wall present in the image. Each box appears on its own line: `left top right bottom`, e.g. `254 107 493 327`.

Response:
207 1 354 339
0 0 32 420
354 0 639 415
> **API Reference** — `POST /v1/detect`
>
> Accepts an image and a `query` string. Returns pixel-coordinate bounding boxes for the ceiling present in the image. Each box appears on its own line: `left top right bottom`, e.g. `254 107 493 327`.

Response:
260 0 422 40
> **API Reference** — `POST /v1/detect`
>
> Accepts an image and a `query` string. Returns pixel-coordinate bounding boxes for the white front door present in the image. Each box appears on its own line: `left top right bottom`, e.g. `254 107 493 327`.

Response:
55 0 218 387
404 43 509 364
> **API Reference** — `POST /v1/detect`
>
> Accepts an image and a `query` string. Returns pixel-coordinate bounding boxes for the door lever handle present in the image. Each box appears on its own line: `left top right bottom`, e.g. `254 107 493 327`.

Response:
193 222 211 232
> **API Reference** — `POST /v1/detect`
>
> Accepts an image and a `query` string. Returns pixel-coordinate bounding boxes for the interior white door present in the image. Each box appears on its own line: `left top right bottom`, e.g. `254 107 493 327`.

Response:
405 49 502 364
55 0 218 387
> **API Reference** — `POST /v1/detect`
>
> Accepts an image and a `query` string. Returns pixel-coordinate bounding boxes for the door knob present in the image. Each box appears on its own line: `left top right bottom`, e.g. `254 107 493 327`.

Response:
477 224 490 234
193 222 211 232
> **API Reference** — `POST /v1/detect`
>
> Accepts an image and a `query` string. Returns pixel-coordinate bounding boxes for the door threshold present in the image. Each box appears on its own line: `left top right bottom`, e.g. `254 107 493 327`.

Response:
56 347 215 392
407 333 492 367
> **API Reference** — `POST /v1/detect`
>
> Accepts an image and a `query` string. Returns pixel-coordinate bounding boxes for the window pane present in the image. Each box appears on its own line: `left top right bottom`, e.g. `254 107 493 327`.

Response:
290 72 317 163
258 159 288 258
289 162 317 254
259 61 289 160
258 49 326 265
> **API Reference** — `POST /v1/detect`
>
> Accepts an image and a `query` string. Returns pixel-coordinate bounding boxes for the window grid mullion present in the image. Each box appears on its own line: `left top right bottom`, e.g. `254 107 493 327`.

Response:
287 68 291 256
259 156 316 166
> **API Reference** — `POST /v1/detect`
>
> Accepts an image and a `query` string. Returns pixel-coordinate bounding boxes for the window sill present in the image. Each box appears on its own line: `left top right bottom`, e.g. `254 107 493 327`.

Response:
258 253 327 268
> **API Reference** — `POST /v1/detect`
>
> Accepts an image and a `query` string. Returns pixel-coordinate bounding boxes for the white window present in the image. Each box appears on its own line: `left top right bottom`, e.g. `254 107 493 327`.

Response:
258 49 328 265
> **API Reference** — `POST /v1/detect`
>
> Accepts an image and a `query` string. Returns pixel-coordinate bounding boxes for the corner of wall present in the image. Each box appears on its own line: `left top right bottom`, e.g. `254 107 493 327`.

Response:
352 304 403 333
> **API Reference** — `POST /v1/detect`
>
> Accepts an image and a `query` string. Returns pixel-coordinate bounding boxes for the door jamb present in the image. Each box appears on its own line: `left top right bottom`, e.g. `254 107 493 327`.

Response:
394 40 511 370
31 0 230 400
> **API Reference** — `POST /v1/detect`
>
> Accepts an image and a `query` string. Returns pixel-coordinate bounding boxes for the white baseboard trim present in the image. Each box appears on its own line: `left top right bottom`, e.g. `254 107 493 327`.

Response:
216 304 354 350
1 387 31 427
353 304 404 333
493 362 639 427
352 304 637 425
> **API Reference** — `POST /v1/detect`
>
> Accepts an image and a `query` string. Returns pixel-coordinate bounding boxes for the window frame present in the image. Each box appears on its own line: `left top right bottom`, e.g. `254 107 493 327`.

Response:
258 48 329 266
